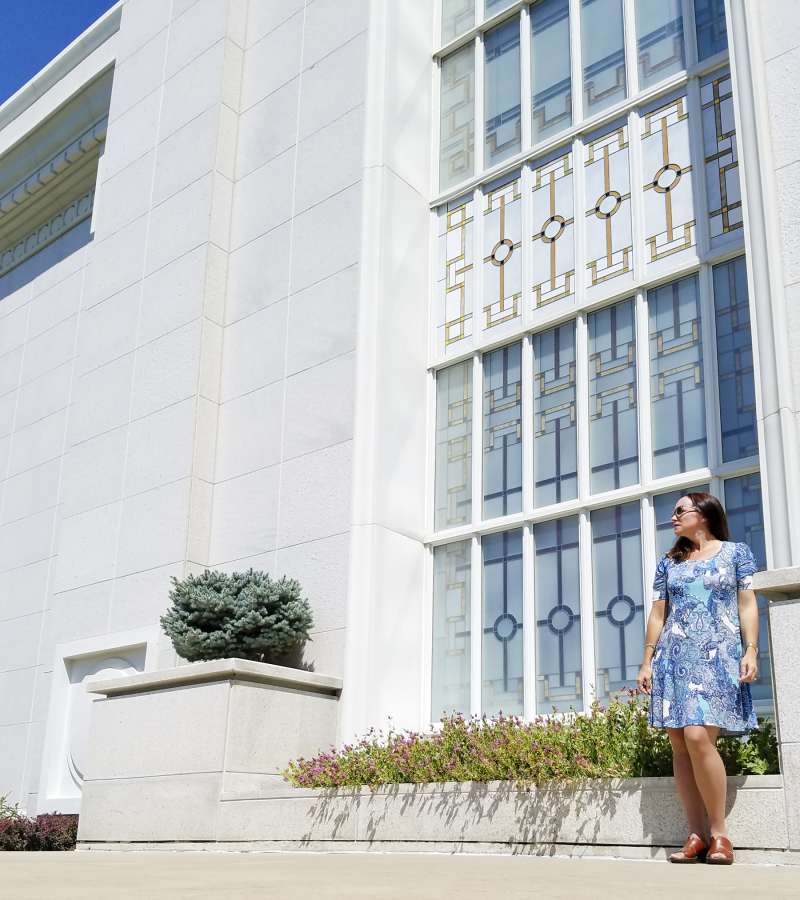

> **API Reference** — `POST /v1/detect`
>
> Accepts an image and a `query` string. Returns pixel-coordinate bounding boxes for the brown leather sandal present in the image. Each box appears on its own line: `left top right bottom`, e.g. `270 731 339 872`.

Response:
706 835 735 865
669 834 708 863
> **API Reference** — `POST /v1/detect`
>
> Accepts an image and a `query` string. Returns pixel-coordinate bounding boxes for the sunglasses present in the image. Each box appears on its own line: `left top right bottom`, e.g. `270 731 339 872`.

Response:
672 505 698 518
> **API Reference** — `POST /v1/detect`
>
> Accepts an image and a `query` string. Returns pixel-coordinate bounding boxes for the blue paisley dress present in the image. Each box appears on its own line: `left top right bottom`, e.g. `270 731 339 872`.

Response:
648 541 757 735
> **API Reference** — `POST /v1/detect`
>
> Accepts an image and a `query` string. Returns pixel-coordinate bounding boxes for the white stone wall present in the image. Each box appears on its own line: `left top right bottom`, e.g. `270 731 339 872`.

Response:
0 0 371 813
209 0 369 679
0 221 93 816
756 0 800 516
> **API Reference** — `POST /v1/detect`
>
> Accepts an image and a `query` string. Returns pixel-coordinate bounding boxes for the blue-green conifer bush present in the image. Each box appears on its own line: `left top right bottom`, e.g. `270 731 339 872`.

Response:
160 569 314 664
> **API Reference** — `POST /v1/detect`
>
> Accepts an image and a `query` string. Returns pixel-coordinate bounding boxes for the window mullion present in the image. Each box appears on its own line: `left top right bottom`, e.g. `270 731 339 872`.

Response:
521 161 533 332
473 184 484 352
523 522 536 720
432 58 443 217
470 533 483 717
569 0 584 128
641 494 657 619
683 0 700 69
628 107 646 284
572 133 587 315
422 544 435 728
426 368 438 534
700 262 723 471
623 0 639 97
576 311 591 502
687 73 711 258
473 350 484 524
475 33 486 181
519 6 532 153
635 287 653 489
578 509 596 707
522 333 534 514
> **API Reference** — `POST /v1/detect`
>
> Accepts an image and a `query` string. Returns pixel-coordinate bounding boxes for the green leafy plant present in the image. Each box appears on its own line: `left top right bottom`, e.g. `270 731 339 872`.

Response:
284 691 779 789
0 795 20 820
161 569 314 664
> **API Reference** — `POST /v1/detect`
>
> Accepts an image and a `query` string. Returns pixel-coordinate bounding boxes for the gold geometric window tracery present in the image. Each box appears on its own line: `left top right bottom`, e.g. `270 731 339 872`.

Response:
641 96 696 264
483 177 522 332
584 125 633 288
701 69 742 247
531 152 575 308
437 196 475 356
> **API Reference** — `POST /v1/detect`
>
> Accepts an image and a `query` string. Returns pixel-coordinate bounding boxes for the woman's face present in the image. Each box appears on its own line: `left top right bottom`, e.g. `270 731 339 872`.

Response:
671 496 705 537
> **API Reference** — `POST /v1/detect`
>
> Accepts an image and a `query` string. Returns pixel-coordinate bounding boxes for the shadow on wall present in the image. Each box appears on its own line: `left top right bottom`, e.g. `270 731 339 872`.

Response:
0 218 93 300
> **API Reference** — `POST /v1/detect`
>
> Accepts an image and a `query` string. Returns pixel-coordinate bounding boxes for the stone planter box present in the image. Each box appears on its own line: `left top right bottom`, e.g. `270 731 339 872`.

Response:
80 771 794 861
76 628 800 862
77 659 342 844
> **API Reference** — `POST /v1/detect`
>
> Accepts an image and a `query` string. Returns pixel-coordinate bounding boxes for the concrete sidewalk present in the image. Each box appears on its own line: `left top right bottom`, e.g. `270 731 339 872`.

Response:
0 851 797 899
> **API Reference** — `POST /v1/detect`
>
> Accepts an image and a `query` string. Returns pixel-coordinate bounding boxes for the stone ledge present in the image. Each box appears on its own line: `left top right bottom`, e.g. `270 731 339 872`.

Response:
752 568 800 600
220 774 784 802
86 658 343 698
74 841 800 864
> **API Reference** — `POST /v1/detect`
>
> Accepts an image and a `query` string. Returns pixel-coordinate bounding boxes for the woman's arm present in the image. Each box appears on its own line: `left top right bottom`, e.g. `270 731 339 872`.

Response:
636 600 667 694
737 589 759 683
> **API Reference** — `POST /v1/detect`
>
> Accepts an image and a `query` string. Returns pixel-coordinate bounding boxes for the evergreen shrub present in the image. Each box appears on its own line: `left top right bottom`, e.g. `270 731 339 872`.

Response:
284 691 779 790
160 569 313 664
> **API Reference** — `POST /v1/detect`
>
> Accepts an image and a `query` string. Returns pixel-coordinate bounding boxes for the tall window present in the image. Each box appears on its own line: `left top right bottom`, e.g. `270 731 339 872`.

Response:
429 1 770 723
437 0 728 192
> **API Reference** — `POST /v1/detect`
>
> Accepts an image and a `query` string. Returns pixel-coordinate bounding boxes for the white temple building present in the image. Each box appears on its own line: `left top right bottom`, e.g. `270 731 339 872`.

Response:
1 0 800 830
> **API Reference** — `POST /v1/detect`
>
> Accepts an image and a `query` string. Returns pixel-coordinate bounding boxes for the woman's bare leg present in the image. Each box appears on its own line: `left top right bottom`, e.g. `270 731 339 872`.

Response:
667 728 709 853
683 725 729 857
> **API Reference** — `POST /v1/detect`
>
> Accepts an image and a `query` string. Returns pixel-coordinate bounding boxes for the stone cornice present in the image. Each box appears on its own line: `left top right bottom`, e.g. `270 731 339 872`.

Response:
0 188 95 276
0 117 107 221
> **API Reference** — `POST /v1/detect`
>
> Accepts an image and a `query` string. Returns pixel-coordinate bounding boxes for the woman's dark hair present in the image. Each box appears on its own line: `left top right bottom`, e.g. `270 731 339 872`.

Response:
667 492 732 561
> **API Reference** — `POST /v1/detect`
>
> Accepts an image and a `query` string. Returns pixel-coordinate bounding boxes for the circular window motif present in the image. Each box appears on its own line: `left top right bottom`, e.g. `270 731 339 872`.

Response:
547 603 575 636
493 612 519 642
594 191 622 219
491 238 514 266
654 163 682 193
606 595 637 628
542 215 566 243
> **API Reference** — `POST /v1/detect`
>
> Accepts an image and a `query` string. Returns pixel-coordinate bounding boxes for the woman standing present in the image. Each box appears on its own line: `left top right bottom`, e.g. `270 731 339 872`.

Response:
636 492 760 865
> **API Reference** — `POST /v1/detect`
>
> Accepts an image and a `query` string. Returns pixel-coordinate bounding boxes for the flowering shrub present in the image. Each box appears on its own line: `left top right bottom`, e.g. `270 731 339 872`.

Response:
284 692 779 790
0 798 78 851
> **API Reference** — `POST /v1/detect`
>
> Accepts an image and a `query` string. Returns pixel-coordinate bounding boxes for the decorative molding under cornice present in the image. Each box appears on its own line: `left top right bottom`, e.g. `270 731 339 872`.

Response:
0 188 94 277
0 117 107 220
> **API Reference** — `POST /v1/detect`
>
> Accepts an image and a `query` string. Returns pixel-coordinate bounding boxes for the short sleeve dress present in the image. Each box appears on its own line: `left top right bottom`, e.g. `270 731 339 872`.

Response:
648 541 758 735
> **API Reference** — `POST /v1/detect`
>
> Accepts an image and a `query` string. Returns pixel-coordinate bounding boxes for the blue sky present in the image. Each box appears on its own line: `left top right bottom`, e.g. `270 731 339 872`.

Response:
0 0 119 106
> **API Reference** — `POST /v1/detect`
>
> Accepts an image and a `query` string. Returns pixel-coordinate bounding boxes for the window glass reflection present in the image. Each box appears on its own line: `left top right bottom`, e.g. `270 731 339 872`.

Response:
635 0 685 90
484 343 523 518
581 0 627 117
432 541 472 720
589 298 639 493
442 0 476 44
714 257 758 462
482 530 524 716
441 45 476 191
534 322 578 506
694 0 728 61
649 275 707 478
435 361 473 531
592 503 645 700
724 474 773 718
531 0 572 145
535 517 582 713
485 19 522 169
